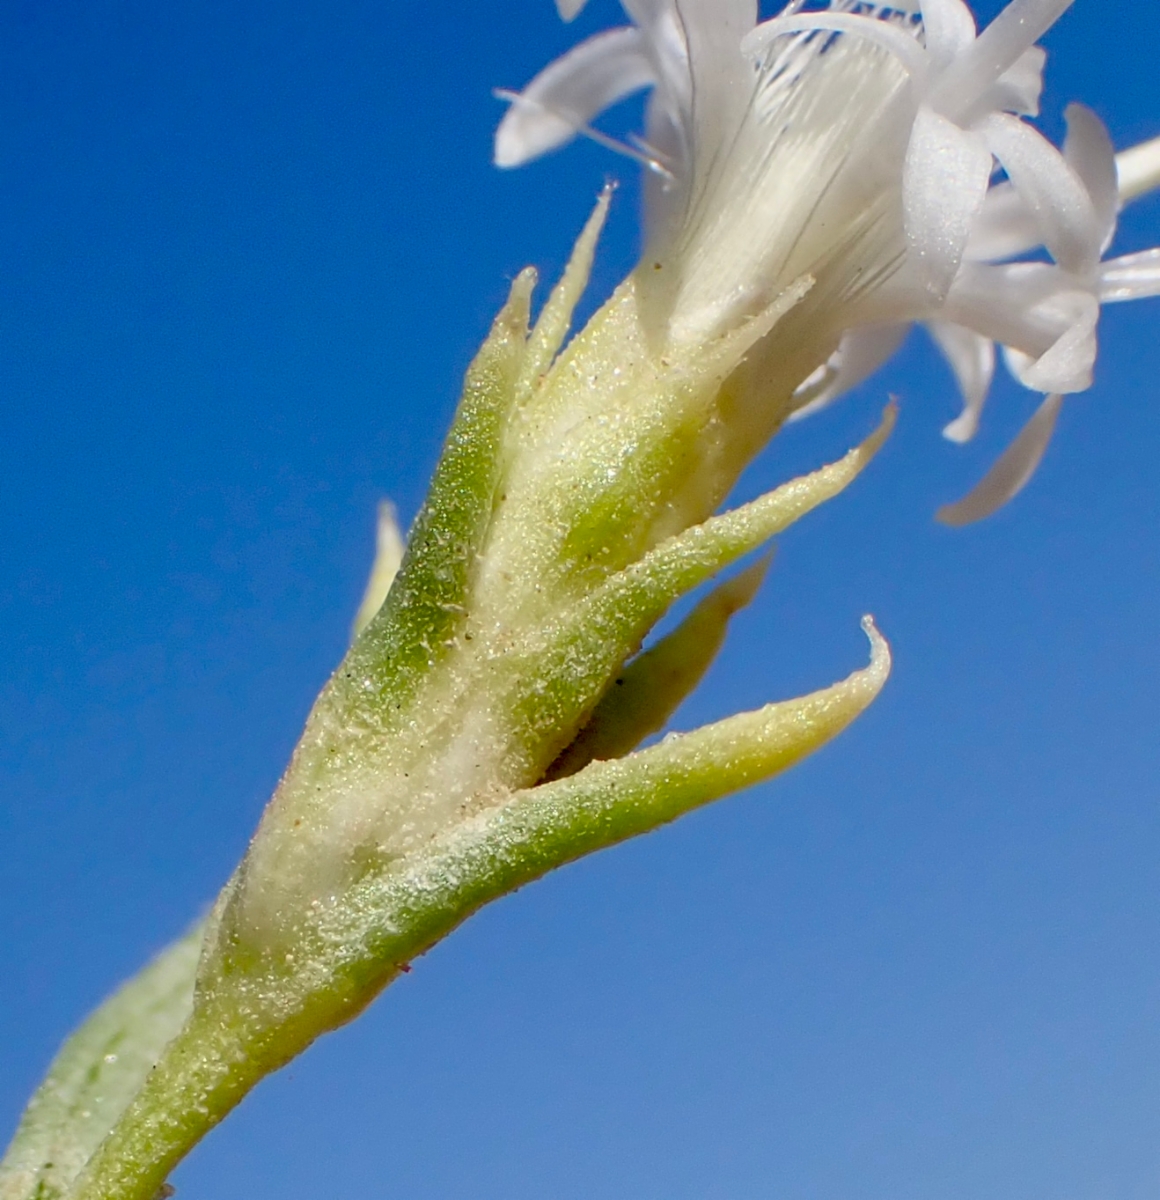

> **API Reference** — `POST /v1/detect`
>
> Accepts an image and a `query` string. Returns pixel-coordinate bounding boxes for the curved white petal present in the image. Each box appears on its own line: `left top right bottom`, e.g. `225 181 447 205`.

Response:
623 0 694 132
1063 103 1118 253
920 0 976 69
978 112 1101 275
557 0 589 21
926 320 995 442
943 261 1085 369
1001 344 1035 382
929 0 1074 122
1005 291 1099 393
964 180 1039 262
904 106 994 299
494 28 655 167
789 324 909 419
1099 248 1160 303
978 45 1045 116
936 392 1062 526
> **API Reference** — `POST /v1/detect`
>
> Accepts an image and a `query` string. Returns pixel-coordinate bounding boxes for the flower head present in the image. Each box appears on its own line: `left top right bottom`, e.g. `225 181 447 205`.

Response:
497 0 1160 519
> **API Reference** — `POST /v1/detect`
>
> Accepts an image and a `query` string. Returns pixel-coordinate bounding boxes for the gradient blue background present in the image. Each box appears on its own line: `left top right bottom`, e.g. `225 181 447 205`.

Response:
3 2 1160 1196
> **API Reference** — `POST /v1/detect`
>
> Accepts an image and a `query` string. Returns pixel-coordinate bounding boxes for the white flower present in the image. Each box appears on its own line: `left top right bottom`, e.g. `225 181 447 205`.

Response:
496 0 1160 521
500 0 919 346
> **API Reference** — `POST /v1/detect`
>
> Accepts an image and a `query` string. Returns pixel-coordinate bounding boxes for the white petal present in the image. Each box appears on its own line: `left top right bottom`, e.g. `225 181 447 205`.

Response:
789 324 909 419
944 260 1069 355
929 0 1074 122
556 0 589 21
676 0 757 42
978 45 1045 116
965 180 1039 261
944 262 1100 393
1006 291 1099 393
926 320 995 442
903 107 994 300
674 0 758 156
1099 248 1160 303
978 112 1101 274
919 0 976 69
1002 344 1035 383
964 104 1100 264
1063 103 1118 252
494 28 655 167
642 91 687 247
1116 134 1160 206
936 393 1062 526
623 0 695 134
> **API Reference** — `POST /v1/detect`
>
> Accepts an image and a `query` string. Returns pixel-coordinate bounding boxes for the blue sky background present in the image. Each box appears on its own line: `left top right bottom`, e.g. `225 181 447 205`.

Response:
3 1 1160 1197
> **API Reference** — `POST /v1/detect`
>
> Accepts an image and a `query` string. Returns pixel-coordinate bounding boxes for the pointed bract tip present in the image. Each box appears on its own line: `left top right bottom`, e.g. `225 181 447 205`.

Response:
859 399 899 461
512 264 539 299
859 615 892 687
520 186 613 385
881 398 900 436
583 181 614 240
499 266 538 333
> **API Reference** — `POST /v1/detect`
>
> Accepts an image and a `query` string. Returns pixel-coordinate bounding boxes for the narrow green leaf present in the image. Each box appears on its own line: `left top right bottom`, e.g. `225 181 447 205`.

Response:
351 617 892 971
0 926 203 1200
508 404 896 763
546 558 769 779
343 270 533 709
